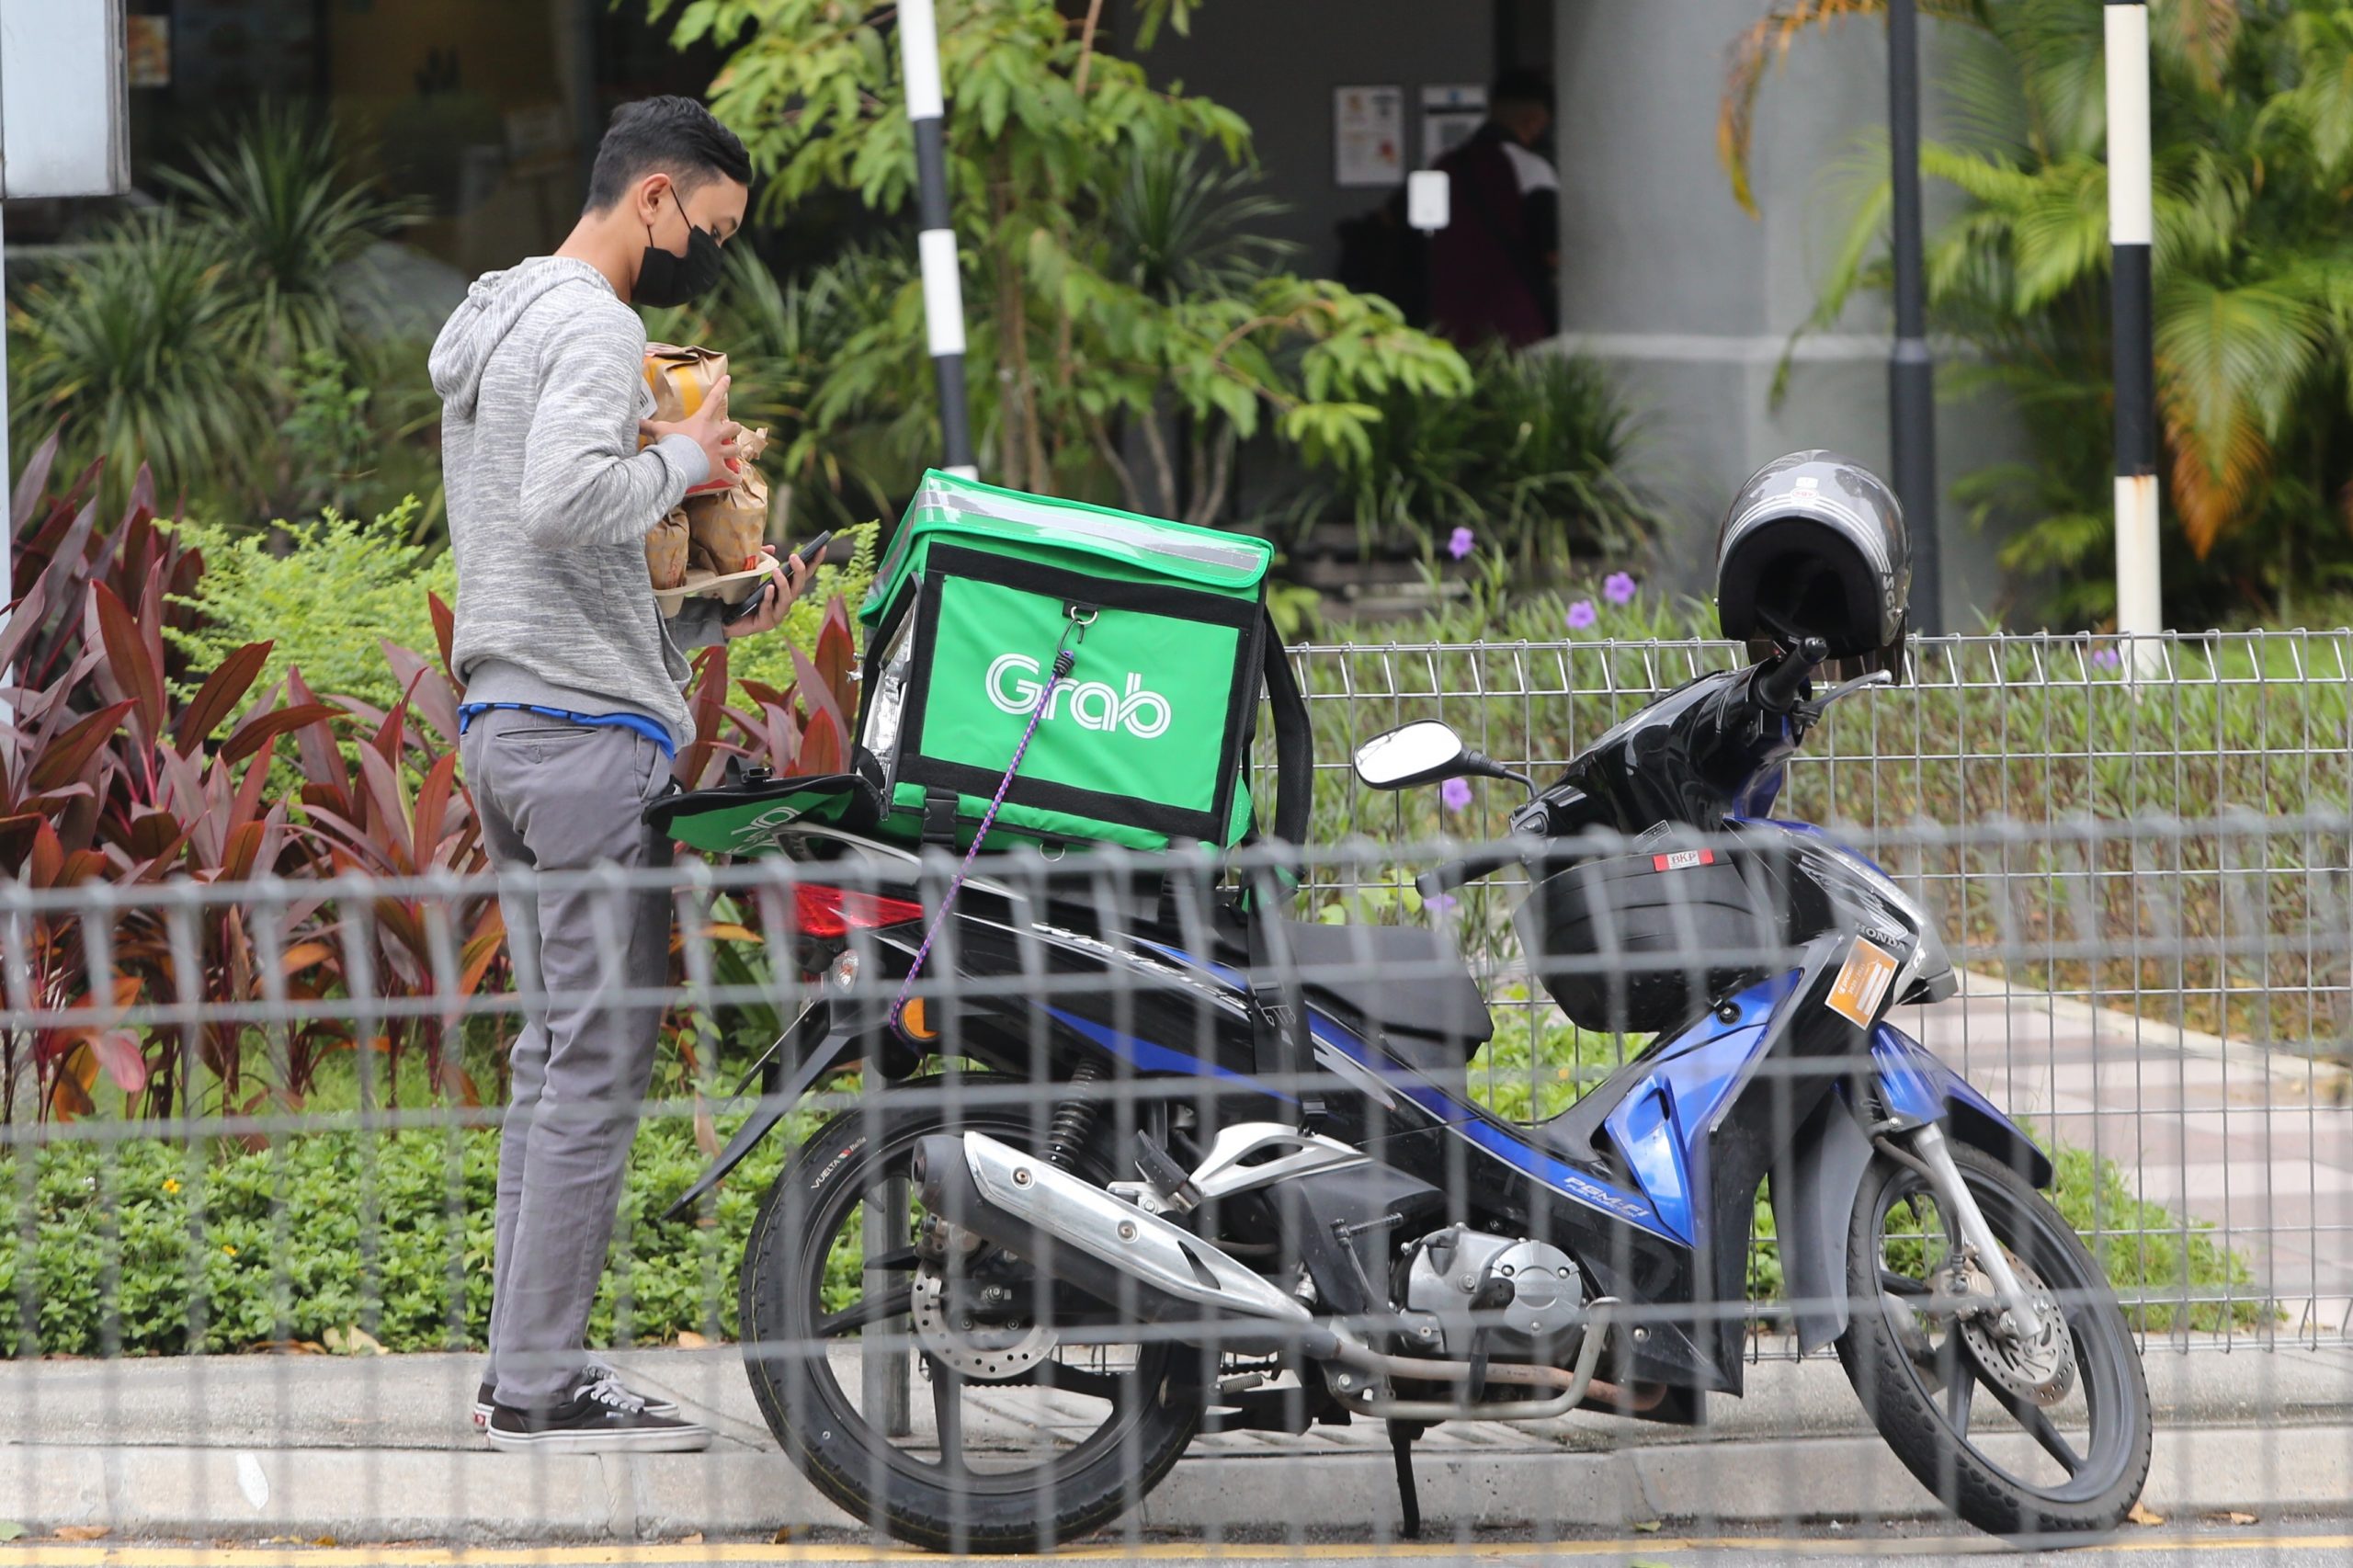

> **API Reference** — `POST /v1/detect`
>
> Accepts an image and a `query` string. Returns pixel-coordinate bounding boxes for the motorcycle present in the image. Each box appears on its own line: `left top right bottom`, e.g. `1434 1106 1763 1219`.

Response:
666 634 2154 1551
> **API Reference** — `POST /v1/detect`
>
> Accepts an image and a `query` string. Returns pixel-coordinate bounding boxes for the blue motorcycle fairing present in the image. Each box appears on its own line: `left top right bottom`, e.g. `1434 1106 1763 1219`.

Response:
1733 814 1895 879
1597 971 1799 1244
1870 1022 2052 1188
1069 951 1683 1243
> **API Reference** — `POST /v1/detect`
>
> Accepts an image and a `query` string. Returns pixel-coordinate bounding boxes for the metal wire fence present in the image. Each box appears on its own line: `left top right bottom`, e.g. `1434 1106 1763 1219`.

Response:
0 631 2347 1552
1287 631 2353 1348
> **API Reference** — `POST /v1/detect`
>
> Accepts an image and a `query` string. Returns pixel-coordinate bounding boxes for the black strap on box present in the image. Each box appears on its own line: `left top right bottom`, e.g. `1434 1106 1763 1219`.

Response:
1231 609 1315 905
1244 892 1324 1127
920 789 961 847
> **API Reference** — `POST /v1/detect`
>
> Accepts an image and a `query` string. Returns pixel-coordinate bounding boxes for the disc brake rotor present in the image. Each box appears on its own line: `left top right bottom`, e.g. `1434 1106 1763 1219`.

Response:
1954 1251 2075 1408
910 1266 1059 1381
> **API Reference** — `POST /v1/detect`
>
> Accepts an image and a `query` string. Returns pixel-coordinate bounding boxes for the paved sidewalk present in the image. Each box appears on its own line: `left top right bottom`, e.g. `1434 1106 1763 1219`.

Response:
1897 974 2353 1335
0 1346 2347 1543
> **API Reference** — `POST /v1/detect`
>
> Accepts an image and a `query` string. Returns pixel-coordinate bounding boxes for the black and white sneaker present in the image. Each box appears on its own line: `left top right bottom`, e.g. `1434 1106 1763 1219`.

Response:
483 1372 711 1454
472 1361 681 1432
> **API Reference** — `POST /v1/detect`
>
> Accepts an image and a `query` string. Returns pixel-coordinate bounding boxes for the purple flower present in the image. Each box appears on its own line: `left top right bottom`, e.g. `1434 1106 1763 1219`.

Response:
1424 893 1459 914
2090 647 2122 670
1439 778 1473 812
1603 571 1638 606
1446 526 1475 561
1565 599 1597 632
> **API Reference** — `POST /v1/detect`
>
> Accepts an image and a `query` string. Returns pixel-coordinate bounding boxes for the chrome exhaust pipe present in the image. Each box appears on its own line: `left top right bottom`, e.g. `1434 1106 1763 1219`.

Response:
913 1131 1313 1354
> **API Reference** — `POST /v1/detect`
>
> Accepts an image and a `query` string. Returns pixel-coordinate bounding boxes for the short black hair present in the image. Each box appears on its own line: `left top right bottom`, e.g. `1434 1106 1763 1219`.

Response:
1491 70 1555 117
584 96 752 214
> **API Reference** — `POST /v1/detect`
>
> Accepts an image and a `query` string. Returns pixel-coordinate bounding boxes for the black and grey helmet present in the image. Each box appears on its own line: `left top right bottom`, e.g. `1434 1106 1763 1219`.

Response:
1715 450 1910 680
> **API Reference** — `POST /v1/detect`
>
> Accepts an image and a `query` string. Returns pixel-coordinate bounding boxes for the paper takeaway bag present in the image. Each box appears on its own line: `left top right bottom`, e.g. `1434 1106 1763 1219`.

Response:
644 502 691 590
643 344 727 421
684 467 770 576
643 344 734 495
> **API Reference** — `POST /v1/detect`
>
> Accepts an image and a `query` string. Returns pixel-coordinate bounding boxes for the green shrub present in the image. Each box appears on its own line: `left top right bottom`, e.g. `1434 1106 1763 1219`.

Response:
165 504 454 712
5 211 265 515
0 1114 817 1357
0 1006 2261 1355
1284 345 1666 568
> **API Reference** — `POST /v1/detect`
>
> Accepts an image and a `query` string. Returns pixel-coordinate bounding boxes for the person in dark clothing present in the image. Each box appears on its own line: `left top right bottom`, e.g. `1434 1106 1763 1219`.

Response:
1427 70 1560 349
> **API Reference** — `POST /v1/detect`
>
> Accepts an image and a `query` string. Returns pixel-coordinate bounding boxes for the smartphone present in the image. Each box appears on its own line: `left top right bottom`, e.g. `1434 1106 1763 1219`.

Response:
723 532 835 626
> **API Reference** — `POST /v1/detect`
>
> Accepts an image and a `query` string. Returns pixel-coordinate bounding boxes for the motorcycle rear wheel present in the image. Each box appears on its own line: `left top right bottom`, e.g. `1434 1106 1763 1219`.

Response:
1836 1139 2154 1539
737 1074 1201 1552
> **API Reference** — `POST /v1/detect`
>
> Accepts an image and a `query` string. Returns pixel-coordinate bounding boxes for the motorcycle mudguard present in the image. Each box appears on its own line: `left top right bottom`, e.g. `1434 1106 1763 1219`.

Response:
1772 1022 2052 1355
663 999 855 1219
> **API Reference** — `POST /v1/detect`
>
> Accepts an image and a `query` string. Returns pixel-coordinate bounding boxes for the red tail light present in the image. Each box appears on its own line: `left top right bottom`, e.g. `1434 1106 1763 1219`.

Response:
793 883 926 938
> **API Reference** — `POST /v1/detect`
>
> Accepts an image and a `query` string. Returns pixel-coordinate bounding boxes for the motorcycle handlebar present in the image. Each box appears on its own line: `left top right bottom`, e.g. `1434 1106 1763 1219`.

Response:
1415 847 1524 901
1753 636 1830 714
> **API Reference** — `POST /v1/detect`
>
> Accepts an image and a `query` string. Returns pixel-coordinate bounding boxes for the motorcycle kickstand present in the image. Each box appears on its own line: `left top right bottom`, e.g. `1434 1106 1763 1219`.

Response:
1387 1418 1425 1540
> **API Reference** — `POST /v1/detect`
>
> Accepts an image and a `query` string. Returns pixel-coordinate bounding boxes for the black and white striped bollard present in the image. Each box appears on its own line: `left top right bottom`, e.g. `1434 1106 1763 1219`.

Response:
2107 0 2160 669
897 0 978 480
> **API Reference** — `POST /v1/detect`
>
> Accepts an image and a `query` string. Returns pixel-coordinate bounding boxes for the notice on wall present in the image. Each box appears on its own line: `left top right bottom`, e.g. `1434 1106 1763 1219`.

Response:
126 17 171 88
1422 84 1487 165
1333 85 1404 187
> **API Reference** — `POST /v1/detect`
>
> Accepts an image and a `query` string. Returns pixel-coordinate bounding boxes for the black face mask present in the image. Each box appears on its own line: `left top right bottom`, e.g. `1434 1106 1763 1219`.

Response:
633 188 723 308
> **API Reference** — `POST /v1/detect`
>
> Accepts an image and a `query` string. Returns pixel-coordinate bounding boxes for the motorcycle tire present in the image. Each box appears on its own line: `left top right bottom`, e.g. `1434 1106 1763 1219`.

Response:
737 1074 1201 1552
1836 1139 2154 1539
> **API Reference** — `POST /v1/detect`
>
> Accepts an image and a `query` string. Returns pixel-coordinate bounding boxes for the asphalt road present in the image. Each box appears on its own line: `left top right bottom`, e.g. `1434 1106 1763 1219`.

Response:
3 1519 2349 1568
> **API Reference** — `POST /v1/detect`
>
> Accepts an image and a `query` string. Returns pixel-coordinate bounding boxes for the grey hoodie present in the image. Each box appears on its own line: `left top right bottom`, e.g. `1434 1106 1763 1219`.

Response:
430 256 724 747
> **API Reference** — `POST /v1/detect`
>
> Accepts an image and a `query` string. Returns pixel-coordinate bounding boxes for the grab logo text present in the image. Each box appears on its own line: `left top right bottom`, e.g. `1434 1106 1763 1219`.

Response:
985 653 1172 739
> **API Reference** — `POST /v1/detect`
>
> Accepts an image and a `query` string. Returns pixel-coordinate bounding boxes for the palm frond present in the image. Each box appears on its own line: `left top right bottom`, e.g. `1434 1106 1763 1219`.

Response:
156 103 416 360
1719 0 1982 217
6 212 265 511
1981 0 2109 158
2280 7 2353 182
2154 0 2242 95
1102 142 1297 301
2154 275 2328 554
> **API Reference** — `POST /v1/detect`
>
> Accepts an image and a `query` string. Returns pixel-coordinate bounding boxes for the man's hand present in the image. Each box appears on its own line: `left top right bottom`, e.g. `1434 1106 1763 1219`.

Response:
721 545 814 641
639 373 742 482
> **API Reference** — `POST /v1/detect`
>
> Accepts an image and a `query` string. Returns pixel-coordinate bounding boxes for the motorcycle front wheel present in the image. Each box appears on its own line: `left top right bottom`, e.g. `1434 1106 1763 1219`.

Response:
737 1074 1200 1552
1836 1139 2154 1539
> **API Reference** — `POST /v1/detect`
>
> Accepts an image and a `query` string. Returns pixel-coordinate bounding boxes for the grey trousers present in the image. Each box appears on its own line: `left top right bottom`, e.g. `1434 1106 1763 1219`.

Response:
459 709 676 1410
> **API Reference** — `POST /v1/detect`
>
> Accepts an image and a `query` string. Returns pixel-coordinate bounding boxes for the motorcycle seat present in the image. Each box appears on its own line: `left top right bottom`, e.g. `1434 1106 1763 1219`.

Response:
1253 920 1494 1056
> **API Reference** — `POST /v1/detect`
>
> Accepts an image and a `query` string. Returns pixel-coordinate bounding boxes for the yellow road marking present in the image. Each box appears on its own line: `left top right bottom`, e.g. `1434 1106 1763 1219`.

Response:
0 1529 2341 1565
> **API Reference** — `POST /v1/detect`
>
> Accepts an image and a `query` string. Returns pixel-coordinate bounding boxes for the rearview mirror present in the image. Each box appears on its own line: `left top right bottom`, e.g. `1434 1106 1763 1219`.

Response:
1353 721 1471 790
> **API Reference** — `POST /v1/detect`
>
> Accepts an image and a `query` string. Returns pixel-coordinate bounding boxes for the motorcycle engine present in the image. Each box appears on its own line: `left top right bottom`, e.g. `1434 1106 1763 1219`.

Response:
1396 1225 1586 1365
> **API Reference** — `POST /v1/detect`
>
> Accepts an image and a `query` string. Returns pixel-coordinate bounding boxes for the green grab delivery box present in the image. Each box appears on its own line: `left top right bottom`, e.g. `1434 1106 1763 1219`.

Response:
857 471 1293 855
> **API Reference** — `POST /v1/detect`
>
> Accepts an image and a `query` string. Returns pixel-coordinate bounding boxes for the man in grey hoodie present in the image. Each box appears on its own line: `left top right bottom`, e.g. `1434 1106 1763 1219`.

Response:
430 97 806 1454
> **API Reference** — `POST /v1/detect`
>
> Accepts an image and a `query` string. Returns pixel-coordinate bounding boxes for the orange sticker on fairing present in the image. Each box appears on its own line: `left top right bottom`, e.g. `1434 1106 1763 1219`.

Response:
1826 937 1898 1026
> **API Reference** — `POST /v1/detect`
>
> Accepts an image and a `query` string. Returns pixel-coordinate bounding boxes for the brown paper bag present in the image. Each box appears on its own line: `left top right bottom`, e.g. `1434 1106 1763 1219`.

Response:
642 346 741 495
684 468 770 576
644 503 691 590
642 344 728 423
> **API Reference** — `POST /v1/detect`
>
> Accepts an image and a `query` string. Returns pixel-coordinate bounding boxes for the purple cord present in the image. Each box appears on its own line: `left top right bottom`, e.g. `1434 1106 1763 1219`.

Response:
890 644 1077 1026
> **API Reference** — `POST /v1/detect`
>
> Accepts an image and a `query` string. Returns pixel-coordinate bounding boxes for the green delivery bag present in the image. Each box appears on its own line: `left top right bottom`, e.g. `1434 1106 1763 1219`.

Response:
858 471 1311 855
